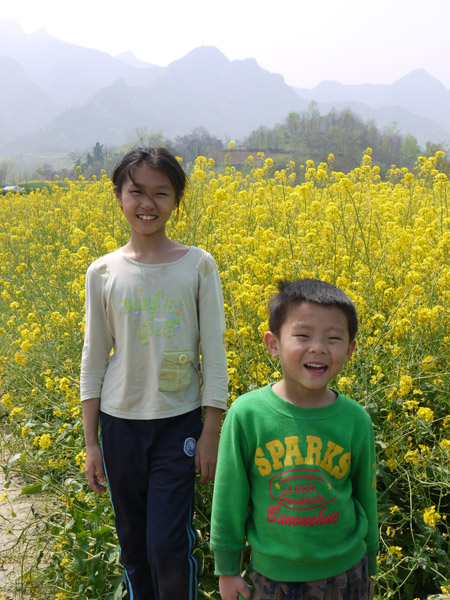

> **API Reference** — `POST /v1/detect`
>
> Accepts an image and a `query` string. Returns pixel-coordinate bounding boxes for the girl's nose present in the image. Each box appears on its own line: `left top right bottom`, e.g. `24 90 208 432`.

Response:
140 193 156 207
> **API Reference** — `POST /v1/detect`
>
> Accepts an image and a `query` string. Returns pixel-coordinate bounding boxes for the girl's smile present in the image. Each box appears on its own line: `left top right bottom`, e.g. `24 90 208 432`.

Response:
115 166 177 240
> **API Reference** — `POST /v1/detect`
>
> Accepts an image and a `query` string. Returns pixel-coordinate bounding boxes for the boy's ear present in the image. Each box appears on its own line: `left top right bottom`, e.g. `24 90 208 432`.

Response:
346 340 356 361
264 331 280 357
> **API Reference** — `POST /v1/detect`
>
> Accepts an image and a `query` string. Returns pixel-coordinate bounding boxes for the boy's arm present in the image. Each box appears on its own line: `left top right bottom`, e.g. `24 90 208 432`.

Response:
210 406 250 577
82 397 106 494
195 405 223 485
219 575 252 600
352 419 378 575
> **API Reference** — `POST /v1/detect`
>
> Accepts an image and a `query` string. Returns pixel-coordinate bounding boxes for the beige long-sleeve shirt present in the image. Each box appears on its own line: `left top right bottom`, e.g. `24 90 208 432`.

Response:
80 247 228 419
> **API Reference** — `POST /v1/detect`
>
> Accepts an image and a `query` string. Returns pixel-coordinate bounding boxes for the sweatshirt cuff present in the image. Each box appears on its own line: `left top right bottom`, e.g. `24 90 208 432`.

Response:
367 551 378 576
212 550 241 576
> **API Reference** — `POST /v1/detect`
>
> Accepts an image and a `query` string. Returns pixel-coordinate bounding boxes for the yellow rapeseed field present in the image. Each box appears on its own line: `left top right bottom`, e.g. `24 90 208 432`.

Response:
0 150 449 600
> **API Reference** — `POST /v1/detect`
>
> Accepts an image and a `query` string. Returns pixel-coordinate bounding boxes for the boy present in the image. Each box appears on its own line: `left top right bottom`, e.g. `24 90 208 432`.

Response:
210 279 378 600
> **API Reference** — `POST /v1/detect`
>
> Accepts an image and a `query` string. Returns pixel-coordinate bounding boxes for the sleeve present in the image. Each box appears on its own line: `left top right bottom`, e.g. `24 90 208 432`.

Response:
351 417 379 575
80 264 114 401
197 253 228 410
210 407 250 575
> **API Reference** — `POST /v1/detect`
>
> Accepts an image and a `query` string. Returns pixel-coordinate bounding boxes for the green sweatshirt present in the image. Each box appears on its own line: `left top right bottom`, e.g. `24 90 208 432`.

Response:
210 385 378 582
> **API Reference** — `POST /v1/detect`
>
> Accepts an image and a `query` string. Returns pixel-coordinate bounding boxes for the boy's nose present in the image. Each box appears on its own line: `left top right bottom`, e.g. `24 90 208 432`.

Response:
309 340 327 353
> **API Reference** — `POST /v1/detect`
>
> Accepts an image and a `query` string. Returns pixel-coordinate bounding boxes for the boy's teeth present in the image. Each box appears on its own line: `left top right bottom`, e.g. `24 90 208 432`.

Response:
305 363 327 370
139 215 156 220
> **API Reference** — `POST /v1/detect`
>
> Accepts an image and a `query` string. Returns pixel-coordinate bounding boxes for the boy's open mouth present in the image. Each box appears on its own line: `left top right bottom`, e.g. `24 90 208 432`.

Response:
304 363 328 373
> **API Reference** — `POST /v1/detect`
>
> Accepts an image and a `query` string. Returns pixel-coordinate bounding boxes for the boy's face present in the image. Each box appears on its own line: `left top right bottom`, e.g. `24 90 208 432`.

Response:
265 302 356 404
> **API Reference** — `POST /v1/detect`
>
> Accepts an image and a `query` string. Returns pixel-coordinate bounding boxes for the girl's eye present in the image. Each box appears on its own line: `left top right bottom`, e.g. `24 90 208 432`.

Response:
329 337 343 341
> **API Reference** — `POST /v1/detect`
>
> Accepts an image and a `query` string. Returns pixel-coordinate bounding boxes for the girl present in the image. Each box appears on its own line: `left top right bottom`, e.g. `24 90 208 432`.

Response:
81 147 228 600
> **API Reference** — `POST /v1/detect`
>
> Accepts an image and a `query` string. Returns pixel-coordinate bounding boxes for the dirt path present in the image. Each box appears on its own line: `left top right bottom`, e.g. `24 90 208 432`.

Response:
0 461 36 599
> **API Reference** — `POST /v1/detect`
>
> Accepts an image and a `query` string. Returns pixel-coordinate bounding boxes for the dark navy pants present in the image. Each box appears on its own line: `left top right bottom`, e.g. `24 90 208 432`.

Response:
101 408 203 600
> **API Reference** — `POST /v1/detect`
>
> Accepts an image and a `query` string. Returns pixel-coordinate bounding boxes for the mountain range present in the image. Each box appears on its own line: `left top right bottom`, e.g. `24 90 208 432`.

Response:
0 19 449 159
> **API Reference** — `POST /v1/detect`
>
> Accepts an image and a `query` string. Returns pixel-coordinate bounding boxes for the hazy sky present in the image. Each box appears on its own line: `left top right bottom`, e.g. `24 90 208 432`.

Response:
3 0 450 89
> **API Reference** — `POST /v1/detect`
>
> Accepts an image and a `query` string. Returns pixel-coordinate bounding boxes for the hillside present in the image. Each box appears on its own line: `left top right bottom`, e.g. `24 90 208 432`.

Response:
0 19 449 158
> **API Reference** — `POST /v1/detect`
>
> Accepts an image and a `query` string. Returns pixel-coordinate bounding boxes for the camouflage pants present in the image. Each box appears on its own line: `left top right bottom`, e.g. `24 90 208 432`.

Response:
249 555 371 600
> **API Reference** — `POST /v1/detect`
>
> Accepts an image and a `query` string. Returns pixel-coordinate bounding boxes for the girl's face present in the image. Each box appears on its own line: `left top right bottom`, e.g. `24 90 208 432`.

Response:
115 166 178 240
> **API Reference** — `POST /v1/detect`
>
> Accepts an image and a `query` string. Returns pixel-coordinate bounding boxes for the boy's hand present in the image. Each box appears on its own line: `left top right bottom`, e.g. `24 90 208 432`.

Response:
219 575 252 600
85 442 106 494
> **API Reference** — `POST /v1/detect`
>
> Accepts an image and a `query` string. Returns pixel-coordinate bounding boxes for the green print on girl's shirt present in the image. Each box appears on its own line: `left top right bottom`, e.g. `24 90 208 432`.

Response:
122 288 184 345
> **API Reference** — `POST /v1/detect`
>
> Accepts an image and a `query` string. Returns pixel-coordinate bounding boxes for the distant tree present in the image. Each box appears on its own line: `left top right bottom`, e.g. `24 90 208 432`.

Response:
92 142 104 163
173 127 223 163
285 112 301 137
305 101 321 129
34 162 55 180
245 125 272 151
69 142 117 178
424 141 450 174
128 127 173 150
242 106 424 176
0 158 10 187
399 134 422 170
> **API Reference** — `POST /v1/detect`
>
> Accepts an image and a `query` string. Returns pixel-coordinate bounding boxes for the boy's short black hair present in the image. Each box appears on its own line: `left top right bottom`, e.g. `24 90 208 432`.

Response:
268 279 358 341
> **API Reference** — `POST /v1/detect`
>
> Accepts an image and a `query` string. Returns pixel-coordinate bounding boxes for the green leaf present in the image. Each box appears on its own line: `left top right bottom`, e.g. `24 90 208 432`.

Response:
20 482 43 495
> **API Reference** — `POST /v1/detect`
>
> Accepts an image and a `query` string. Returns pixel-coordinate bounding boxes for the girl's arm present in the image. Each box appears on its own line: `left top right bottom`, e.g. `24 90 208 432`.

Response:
195 405 223 485
82 397 106 494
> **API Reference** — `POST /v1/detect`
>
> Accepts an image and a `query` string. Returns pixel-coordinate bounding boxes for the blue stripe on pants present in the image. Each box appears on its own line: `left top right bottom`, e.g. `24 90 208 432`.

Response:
101 408 202 600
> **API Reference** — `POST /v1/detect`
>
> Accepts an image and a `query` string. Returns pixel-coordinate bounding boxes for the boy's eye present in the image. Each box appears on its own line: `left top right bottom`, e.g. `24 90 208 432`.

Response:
329 336 343 341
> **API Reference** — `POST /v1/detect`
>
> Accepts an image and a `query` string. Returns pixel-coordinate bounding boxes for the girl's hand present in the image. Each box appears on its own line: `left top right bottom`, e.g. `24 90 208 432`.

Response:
195 428 219 485
219 575 252 600
195 406 223 484
85 442 107 494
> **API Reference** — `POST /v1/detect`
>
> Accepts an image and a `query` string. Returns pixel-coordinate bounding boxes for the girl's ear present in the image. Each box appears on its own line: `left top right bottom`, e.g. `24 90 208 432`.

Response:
264 331 280 357
115 190 123 207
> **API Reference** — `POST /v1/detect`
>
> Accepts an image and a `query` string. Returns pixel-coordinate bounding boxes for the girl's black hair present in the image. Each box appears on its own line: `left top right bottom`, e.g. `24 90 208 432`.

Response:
112 147 188 207
268 279 358 341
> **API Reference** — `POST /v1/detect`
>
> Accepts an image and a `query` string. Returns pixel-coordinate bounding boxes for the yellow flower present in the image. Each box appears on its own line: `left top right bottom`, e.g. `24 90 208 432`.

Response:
388 546 403 558
440 439 450 451
417 407 434 423
1 393 13 410
75 451 86 473
423 505 441 528
9 406 24 421
338 376 353 392
398 375 413 397
404 449 419 465
38 433 52 450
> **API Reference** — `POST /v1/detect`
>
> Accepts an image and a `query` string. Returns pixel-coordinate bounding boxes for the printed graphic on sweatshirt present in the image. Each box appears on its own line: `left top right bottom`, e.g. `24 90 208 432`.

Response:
122 288 183 345
269 469 336 511
255 434 357 528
